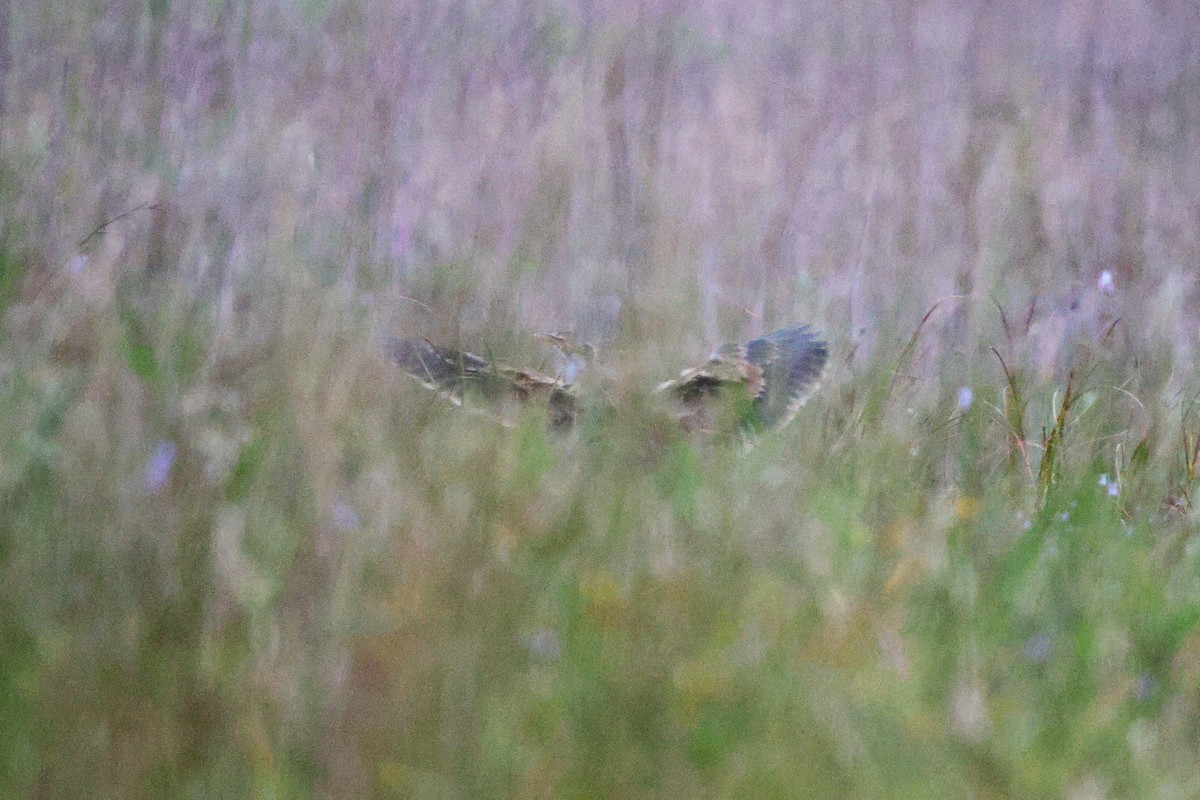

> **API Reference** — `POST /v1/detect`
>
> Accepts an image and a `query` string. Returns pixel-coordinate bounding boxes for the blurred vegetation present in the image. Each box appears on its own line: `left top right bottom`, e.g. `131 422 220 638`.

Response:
2 0 1200 797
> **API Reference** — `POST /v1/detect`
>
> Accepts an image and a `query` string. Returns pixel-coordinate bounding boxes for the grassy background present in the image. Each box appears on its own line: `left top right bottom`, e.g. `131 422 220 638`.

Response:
3 0 1200 797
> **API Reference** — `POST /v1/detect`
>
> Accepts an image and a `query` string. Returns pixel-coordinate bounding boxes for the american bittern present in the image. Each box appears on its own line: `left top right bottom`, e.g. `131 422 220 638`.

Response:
386 325 827 438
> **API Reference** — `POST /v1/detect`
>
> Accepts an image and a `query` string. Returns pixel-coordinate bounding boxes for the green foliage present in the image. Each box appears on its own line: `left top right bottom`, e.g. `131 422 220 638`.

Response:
0 275 1197 799
2 1 1199 796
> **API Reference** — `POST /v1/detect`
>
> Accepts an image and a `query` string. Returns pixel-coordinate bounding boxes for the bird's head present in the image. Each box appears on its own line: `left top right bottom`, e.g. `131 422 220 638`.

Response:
533 332 596 383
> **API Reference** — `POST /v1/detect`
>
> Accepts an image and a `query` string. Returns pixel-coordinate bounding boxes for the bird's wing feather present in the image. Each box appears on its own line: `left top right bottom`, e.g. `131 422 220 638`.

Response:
744 325 828 430
386 336 577 427
387 325 825 435
386 337 469 401
660 325 827 432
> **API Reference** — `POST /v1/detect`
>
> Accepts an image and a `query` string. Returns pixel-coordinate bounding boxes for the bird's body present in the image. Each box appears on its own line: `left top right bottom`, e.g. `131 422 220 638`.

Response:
386 325 826 439
659 325 828 435
386 337 578 428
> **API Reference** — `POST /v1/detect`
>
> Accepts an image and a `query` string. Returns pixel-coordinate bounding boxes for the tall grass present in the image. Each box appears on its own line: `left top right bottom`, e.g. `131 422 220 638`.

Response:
2 0 1200 797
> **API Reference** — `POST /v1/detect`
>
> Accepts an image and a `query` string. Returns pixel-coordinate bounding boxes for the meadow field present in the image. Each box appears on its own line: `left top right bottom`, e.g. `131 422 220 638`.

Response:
2 0 1200 797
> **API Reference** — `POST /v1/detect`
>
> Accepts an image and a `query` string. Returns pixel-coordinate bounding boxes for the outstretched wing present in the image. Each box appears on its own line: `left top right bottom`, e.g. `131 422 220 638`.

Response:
743 325 828 430
385 336 577 428
660 325 827 434
386 337 489 402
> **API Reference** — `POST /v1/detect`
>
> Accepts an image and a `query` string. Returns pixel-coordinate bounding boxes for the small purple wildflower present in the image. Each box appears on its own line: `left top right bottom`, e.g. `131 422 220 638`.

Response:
1022 632 1052 664
957 386 973 411
331 498 361 531
391 202 416 258
1098 270 1115 294
144 440 176 494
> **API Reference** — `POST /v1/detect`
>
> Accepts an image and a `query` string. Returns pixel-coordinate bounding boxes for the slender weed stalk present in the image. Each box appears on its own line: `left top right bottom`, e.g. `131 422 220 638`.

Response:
1037 371 1077 503
1178 418 1200 511
991 347 1032 480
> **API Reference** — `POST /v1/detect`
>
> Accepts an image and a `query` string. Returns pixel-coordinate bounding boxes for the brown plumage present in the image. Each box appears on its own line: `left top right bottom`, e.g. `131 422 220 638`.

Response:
385 337 577 428
658 325 828 435
386 325 826 438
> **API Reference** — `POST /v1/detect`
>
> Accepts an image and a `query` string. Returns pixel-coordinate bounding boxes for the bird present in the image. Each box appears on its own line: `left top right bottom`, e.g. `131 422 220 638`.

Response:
385 336 579 429
385 325 827 438
657 325 828 436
